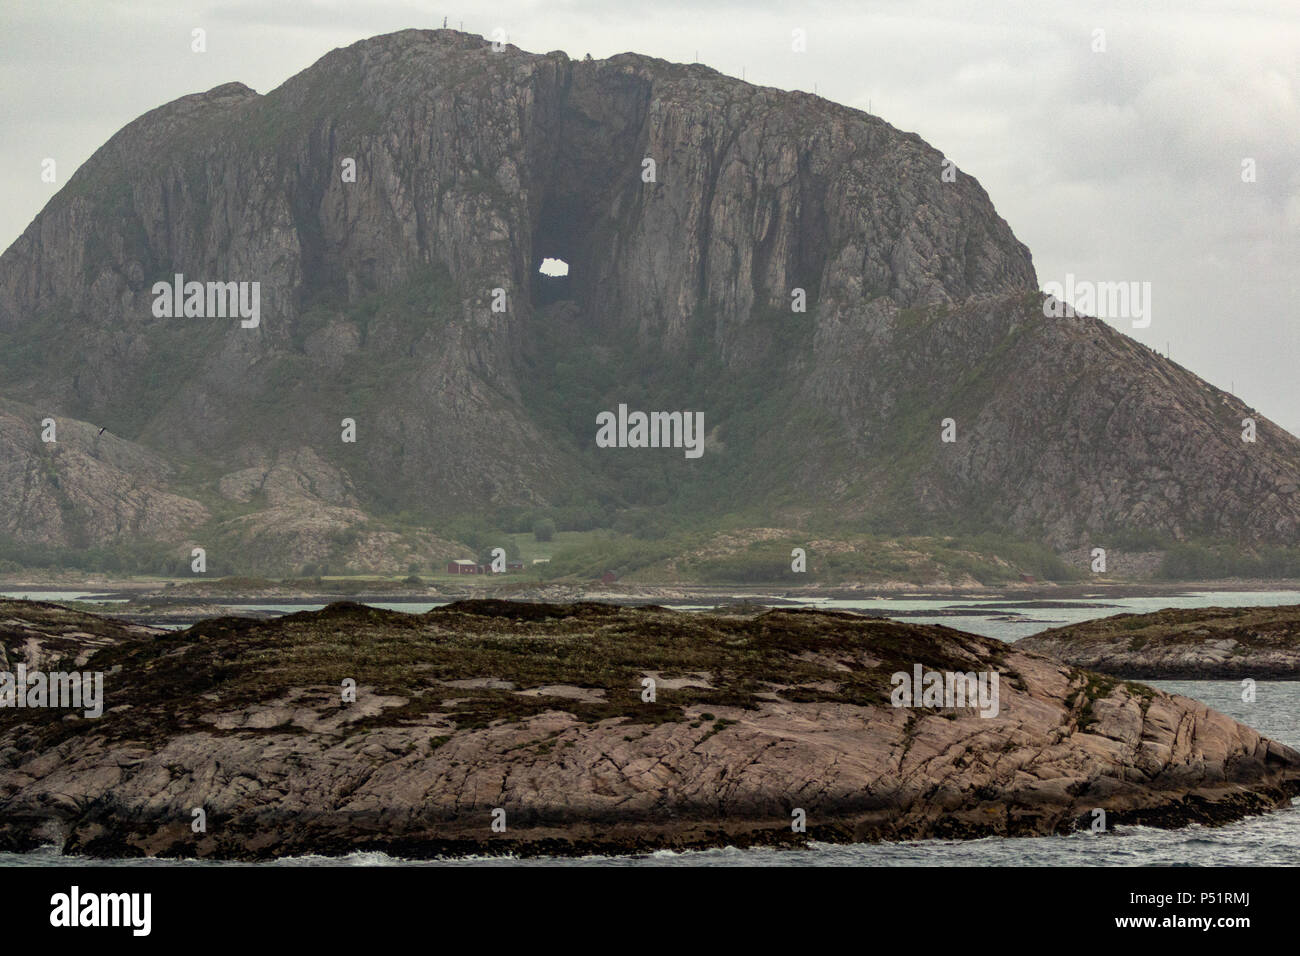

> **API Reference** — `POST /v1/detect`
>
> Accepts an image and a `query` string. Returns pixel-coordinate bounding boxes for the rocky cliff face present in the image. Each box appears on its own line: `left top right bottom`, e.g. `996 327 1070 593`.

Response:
1 600 1296 858
1 28 1297 563
0 398 208 551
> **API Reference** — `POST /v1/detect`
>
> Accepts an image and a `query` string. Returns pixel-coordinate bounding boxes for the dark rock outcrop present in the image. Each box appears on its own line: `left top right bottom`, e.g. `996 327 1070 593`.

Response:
0 599 1297 859
1019 604 1300 679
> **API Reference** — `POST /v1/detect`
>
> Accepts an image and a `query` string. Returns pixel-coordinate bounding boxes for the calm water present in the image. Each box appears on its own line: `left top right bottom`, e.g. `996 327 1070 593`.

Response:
3 588 1299 865
9 588 1300 643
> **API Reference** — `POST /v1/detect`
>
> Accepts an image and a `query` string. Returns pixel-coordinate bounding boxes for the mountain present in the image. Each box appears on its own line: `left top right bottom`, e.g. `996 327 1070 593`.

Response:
1 28 1298 575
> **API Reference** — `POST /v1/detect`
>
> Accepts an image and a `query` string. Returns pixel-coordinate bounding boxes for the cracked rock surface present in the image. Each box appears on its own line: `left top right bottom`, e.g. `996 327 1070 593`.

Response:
1 598 1297 859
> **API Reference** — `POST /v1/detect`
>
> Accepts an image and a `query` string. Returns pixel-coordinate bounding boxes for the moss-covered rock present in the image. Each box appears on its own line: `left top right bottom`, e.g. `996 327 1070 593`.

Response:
1 599 1297 859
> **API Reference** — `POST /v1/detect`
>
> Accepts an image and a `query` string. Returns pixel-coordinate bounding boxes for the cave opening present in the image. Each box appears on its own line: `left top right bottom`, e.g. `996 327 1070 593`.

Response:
533 256 571 307
530 187 589 310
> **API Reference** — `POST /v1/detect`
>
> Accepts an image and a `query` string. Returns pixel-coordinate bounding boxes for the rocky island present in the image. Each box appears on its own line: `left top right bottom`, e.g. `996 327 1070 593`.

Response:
1018 605 1300 680
1 599 1296 859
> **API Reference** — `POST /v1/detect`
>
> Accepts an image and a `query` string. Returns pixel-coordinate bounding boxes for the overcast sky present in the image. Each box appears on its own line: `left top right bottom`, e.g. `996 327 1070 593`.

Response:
3 0 1297 430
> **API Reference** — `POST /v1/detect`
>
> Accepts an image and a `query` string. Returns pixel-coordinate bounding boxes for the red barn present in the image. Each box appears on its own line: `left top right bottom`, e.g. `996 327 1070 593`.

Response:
447 559 481 575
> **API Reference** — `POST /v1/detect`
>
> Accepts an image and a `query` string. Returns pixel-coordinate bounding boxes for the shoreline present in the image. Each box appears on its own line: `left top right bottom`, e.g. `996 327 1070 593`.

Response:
7 576 1300 606
13 783 1298 862
3 599 1299 861
6 578 1300 630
